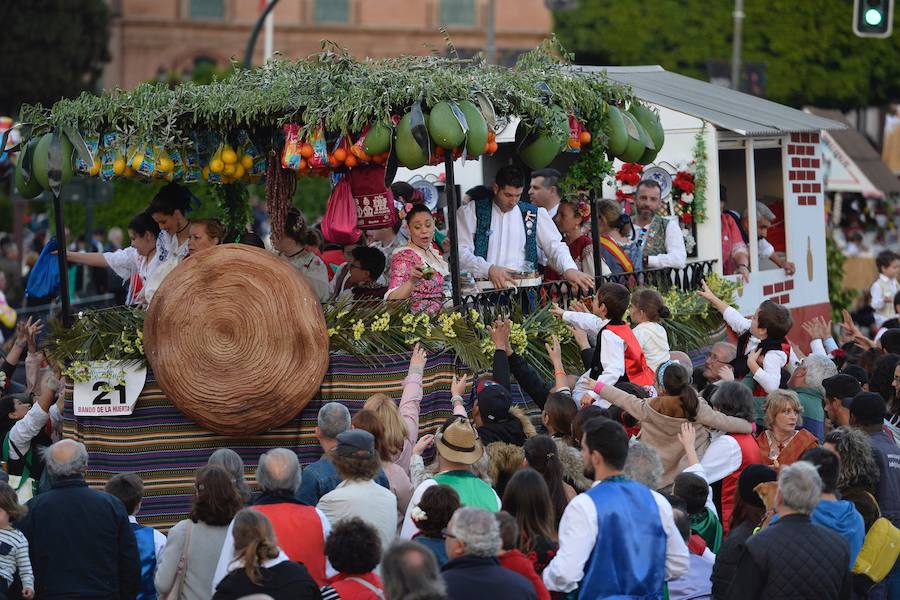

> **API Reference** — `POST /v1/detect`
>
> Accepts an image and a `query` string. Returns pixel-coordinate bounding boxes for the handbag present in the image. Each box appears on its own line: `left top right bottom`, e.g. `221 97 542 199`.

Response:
347 165 397 231
853 493 900 585
2 432 36 504
162 521 193 600
321 176 362 245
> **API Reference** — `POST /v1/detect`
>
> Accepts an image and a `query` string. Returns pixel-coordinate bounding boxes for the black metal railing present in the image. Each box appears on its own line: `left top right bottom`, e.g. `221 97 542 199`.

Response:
460 260 718 313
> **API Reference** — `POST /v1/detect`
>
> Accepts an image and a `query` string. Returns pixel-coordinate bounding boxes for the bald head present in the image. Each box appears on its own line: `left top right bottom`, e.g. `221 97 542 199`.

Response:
256 448 301 495
43 439 89 479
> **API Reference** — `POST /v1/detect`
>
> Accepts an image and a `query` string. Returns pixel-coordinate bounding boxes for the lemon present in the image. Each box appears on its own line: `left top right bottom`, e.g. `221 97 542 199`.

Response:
221 147 238 164
223 163 235 176
113 159 125 176
89 159 101 176
234 164 245 179
131 155 144 171
240 154 254 169
202 166 210 180
209 158 224 173
158 156 174 172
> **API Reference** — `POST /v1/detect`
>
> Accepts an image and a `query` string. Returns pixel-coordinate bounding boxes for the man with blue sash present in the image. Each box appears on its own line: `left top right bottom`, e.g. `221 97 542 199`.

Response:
457 165 594 292
543 417 689 599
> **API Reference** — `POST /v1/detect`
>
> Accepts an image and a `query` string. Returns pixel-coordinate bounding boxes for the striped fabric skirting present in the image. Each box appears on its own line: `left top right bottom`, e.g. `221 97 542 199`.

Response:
63 351 538 530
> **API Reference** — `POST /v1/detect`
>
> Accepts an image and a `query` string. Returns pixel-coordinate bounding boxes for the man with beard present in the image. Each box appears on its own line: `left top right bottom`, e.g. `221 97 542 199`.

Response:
723 201 796 275
630 180 687 270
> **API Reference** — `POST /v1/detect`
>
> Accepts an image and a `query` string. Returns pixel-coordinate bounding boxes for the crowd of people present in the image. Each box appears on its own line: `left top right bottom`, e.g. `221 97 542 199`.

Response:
0 172 898 599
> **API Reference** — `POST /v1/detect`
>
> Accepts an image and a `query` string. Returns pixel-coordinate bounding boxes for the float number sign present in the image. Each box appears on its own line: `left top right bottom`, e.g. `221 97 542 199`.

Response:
73 361 147 416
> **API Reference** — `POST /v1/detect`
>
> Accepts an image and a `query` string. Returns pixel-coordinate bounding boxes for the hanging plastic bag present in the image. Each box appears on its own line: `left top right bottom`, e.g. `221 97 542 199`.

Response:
347 165 397 230
25 238 60 300
321 176 362 245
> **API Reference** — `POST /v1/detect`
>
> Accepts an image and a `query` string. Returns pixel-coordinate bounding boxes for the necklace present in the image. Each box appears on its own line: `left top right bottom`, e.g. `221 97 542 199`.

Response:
286 248 305 258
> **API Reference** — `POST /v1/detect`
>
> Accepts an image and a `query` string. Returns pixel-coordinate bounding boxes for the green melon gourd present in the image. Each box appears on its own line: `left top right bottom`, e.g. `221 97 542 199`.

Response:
363 121 392 156
428 101 466 150
517 108 568 170
395 112 430 169
32 132 74 191
14 141 43 199
459 100 489 156
629 103 664 153
606 106 629 157
619 113 648 163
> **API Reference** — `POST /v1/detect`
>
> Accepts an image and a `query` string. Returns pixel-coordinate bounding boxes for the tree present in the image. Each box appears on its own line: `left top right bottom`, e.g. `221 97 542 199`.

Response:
0 0 110 116
553 0 900 110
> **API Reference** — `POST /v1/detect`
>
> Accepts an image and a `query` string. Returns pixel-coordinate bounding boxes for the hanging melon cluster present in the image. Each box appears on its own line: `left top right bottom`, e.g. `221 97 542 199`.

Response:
605 103 664 165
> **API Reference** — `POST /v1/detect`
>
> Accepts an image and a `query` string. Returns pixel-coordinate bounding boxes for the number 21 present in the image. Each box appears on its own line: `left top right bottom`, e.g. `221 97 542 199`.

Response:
92 382 126 405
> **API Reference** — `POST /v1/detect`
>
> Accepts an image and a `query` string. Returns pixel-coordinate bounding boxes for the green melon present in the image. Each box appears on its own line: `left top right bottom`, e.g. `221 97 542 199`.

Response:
428 101 466 150
516 108 567 170
629 103 664 153
363 121 392 156
395 112 430 169
32 132 74 191
606 106 629 157
14 142 43 199
459 100 489 156
619 112 648 163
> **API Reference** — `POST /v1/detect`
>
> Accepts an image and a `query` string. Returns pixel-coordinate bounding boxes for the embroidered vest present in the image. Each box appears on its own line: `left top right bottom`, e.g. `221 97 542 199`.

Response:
580 478 667 600
640 215 670 259
473 198 538 268
589 322 655 387
131 523 157 600
720 433 763 534
253 504 327 586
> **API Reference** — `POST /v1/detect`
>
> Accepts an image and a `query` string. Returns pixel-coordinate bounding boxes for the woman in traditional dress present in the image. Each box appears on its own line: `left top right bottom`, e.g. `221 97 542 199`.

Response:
386 204 448 314
756 389 819 471
63 212 160 306
272 208 330 302
583 199 642 275
144 183 194 302
546 198 593 280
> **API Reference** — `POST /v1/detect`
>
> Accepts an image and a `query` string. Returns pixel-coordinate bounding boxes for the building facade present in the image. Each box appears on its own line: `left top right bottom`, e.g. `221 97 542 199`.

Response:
104 0 552 89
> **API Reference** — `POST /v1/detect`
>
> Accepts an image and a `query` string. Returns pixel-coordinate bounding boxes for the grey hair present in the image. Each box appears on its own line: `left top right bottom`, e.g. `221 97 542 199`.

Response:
624 441 663 490
317 402 351 440
42 440 89 479
756 201 776 222
208 448 251 502
799 354 838 395
450 507 501 557
712 342 738 364
381 540 446 600
256 448 301 495
778 461 823 514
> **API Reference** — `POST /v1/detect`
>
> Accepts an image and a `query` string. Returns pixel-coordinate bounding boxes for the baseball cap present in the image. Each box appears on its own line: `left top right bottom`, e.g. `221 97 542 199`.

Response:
849 392 887 425
822 374 861 402
841 365 869 387
334 429 375 459
475 383 512 422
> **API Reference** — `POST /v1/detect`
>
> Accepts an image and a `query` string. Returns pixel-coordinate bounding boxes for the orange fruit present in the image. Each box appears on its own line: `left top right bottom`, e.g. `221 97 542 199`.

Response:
299 159 307 170
350 145 365 159
344 155 358 168
333 148 347 163
567 138 581 149
580 131 592 144
487 142 498 154
300 144 314 159
328 156 340 168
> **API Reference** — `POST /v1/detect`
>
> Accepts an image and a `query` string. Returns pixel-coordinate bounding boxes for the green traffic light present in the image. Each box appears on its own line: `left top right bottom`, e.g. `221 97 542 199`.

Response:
865 7 884 25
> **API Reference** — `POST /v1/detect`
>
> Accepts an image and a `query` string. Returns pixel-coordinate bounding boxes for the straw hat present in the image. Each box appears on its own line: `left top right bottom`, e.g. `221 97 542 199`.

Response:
436 416 484 465
144 244 328 436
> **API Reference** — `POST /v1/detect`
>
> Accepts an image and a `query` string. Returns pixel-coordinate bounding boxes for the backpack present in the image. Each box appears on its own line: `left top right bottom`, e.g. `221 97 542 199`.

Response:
853 493 900 585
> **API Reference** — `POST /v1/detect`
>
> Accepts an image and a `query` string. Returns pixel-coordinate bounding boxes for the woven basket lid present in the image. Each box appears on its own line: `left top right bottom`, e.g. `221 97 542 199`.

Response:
144 244 328 436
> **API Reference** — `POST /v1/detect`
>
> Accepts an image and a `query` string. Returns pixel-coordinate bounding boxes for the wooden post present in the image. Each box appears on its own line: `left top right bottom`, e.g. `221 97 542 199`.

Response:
444 154 462 307
52 191 73 327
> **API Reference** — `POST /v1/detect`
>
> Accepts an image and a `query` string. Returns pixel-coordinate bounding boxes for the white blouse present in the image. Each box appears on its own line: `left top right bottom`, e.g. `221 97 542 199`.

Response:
103 247 160 306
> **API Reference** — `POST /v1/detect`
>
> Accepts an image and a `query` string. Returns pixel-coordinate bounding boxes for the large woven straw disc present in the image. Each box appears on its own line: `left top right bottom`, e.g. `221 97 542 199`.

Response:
144 244 328 436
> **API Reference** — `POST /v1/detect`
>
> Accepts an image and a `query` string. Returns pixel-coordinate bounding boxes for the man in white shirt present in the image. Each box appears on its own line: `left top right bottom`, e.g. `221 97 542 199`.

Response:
630 180 687 269
457 165 594 291
543 417 689 595
528 168 562 219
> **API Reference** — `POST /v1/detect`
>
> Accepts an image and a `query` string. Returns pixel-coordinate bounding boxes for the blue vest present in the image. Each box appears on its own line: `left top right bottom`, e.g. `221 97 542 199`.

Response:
473 198 538 268
580 478 668 600
132 522 158 600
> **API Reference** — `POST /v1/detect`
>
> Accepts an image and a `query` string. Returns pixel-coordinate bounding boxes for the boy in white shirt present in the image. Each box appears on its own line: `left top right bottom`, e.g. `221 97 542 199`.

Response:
870 250 900 328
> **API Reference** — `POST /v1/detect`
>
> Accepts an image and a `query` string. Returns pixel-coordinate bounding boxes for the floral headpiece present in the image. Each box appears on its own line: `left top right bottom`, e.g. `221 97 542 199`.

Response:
411 505 428 523
574 198 590 220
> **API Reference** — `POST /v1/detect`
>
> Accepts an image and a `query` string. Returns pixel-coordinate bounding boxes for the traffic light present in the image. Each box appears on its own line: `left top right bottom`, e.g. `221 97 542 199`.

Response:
853 0 894 38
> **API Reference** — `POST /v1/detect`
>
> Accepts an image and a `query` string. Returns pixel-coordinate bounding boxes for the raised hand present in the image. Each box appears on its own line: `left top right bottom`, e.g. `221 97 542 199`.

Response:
413 434 435 456
450 373 470 398
545 335 563 369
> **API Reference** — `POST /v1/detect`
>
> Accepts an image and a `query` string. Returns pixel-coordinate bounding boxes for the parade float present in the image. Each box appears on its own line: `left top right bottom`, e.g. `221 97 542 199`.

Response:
12 40 744 527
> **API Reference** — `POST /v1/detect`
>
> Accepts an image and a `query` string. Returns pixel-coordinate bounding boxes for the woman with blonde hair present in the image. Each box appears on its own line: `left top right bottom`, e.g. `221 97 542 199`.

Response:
756 389 819 470
583 199 642 275
352 409 413 519
212 509 319 600
363 344 426 475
